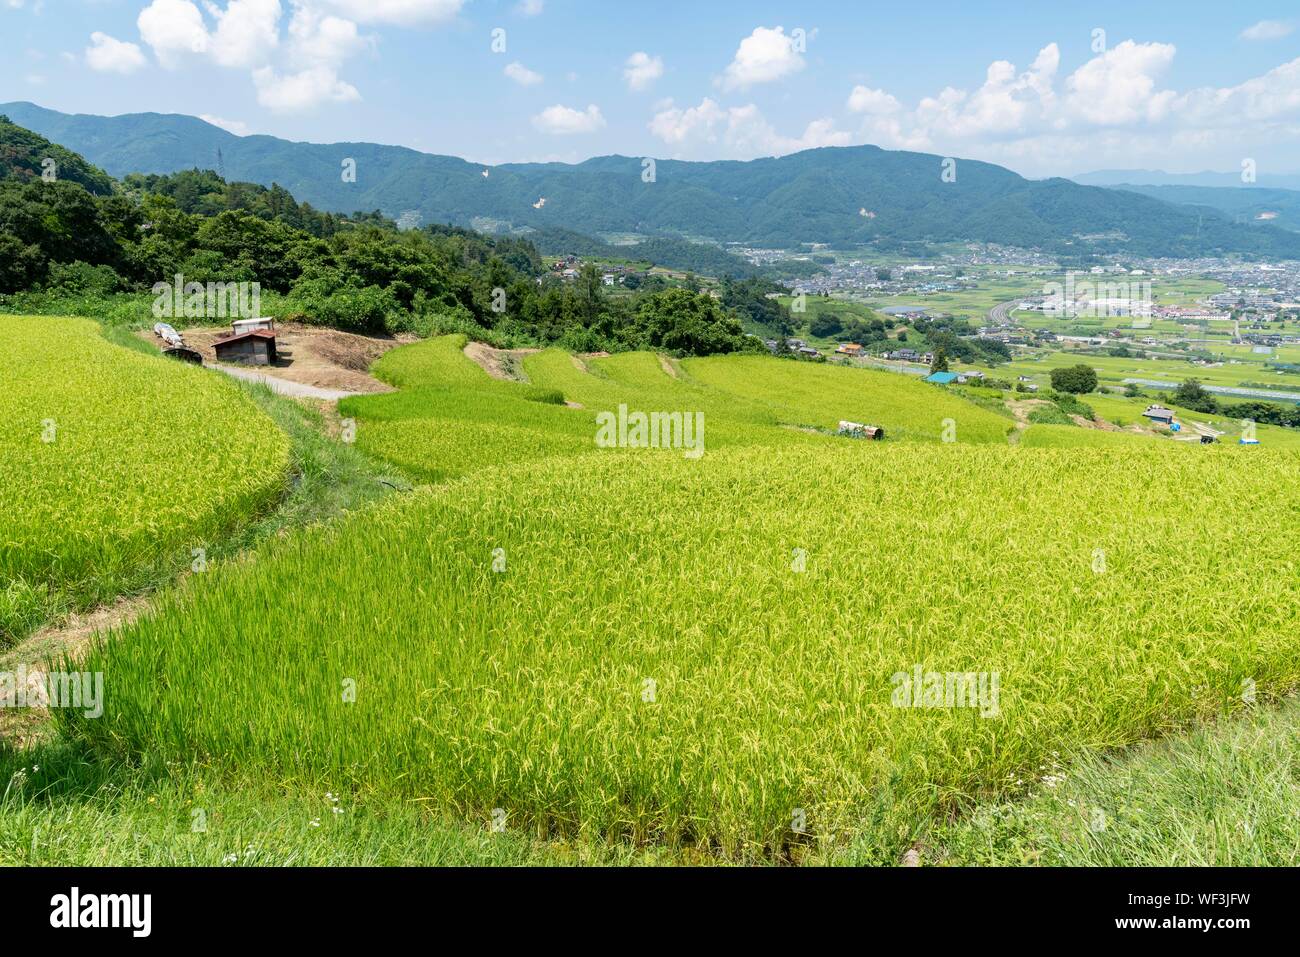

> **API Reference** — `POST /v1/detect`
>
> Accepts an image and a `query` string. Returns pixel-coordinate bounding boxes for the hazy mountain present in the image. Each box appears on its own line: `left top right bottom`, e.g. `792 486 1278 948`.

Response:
1096 184 1300 233
1073 168 1300 190
7 101 1300 259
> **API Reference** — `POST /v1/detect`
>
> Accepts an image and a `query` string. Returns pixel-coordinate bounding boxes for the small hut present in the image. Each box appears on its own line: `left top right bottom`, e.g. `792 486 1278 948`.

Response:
214 330 277 365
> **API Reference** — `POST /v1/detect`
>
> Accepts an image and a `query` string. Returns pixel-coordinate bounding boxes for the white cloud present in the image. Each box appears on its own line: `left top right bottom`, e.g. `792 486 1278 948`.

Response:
1175 57 1300 127
649 97 849 158
1064 40 1175 125
504 61 543 86
317 0 464 25
846 85 901 115
719 26 805 92
253 64 360 111
514 0 543 15
623 51 663 91
138 0 210 68
208 0 281 69
85 32 147 74
532 103 606 134
200 113 250 135
649 97 726 144
134 0 381 111
1241 20 1293 41
287 4 367 67
829 38 1300 176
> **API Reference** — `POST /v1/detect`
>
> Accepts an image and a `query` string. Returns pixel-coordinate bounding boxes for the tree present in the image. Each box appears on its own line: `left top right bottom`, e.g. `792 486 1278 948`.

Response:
1049 364 1098 394
930 349 949 373
809 312 843 338
1173 378 1219 414
627 288 754 355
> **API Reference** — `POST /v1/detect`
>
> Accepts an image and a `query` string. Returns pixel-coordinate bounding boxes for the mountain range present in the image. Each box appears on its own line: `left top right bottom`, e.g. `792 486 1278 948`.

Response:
1073 169 1300 190
6 101 1300 259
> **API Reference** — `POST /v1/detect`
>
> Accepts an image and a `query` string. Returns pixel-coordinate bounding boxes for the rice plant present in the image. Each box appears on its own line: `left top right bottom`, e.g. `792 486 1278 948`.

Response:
0 316 289 621
65 443 1300 860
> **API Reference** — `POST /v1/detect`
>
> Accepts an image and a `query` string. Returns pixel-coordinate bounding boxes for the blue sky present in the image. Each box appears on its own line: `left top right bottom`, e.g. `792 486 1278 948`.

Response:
4 1 1300 176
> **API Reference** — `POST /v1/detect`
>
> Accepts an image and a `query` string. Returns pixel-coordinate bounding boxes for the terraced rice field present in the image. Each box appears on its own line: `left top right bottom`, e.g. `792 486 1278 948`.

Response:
63 334 1300 861
341 335 1014 484
0 316 289 615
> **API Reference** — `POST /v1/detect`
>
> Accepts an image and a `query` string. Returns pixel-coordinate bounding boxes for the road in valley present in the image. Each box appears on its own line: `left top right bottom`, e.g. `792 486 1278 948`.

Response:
986 300 1020 327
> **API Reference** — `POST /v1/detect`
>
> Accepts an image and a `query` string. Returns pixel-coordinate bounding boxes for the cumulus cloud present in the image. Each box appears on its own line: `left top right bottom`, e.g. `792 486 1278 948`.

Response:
253 64 360 111
1064 40 1175 124
623 51 663 91
208 0 282 68
719 26 805 91
1175 57 1300 127
834 38 1300 174
649 97 726 144
504 61 543 86
649 97 848 157
138 0 210 67
316 0 464 25
131 0 458 112
1241 20 1293 41
846 86 901 115
532 103 606 134
283 3 367 67
85 32 147 74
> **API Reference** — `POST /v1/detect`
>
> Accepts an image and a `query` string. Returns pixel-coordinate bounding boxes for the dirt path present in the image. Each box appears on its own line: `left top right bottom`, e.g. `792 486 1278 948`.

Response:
212 364 361 400
463 341 539 382
1005 398 1051 444
0 595 150 749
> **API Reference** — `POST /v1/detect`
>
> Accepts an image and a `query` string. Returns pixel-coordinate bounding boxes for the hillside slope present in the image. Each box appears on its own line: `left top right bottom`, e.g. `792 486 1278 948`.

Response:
7 101 1300 258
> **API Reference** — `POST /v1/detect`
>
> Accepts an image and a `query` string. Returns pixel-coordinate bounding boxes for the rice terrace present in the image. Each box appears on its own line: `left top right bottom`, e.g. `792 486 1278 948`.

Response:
2 1 1299 934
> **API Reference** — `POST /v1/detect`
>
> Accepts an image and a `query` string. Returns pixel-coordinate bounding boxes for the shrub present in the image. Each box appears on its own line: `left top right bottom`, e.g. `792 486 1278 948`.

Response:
1049 364 1098 394
1046 389 1094 420
288 280 399 333
522 386 566 405
44 261 125 296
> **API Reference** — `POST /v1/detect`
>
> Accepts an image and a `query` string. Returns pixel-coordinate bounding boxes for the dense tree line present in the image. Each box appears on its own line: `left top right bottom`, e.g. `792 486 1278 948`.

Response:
1172 379 1300 427
0 117 759 356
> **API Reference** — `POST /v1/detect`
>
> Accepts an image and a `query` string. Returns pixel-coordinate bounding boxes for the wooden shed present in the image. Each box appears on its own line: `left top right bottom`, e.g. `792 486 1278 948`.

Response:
214 330 277 366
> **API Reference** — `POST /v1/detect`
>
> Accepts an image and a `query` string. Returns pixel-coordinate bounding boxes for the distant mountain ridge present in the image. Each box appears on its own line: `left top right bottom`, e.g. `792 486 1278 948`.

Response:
7 100 1300 259
1092 183 1300 234
1073 169 1300 190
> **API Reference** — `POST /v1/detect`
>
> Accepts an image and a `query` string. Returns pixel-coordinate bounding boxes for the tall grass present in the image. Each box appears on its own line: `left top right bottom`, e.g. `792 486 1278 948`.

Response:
64 444 1300 860
0 316 289 642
